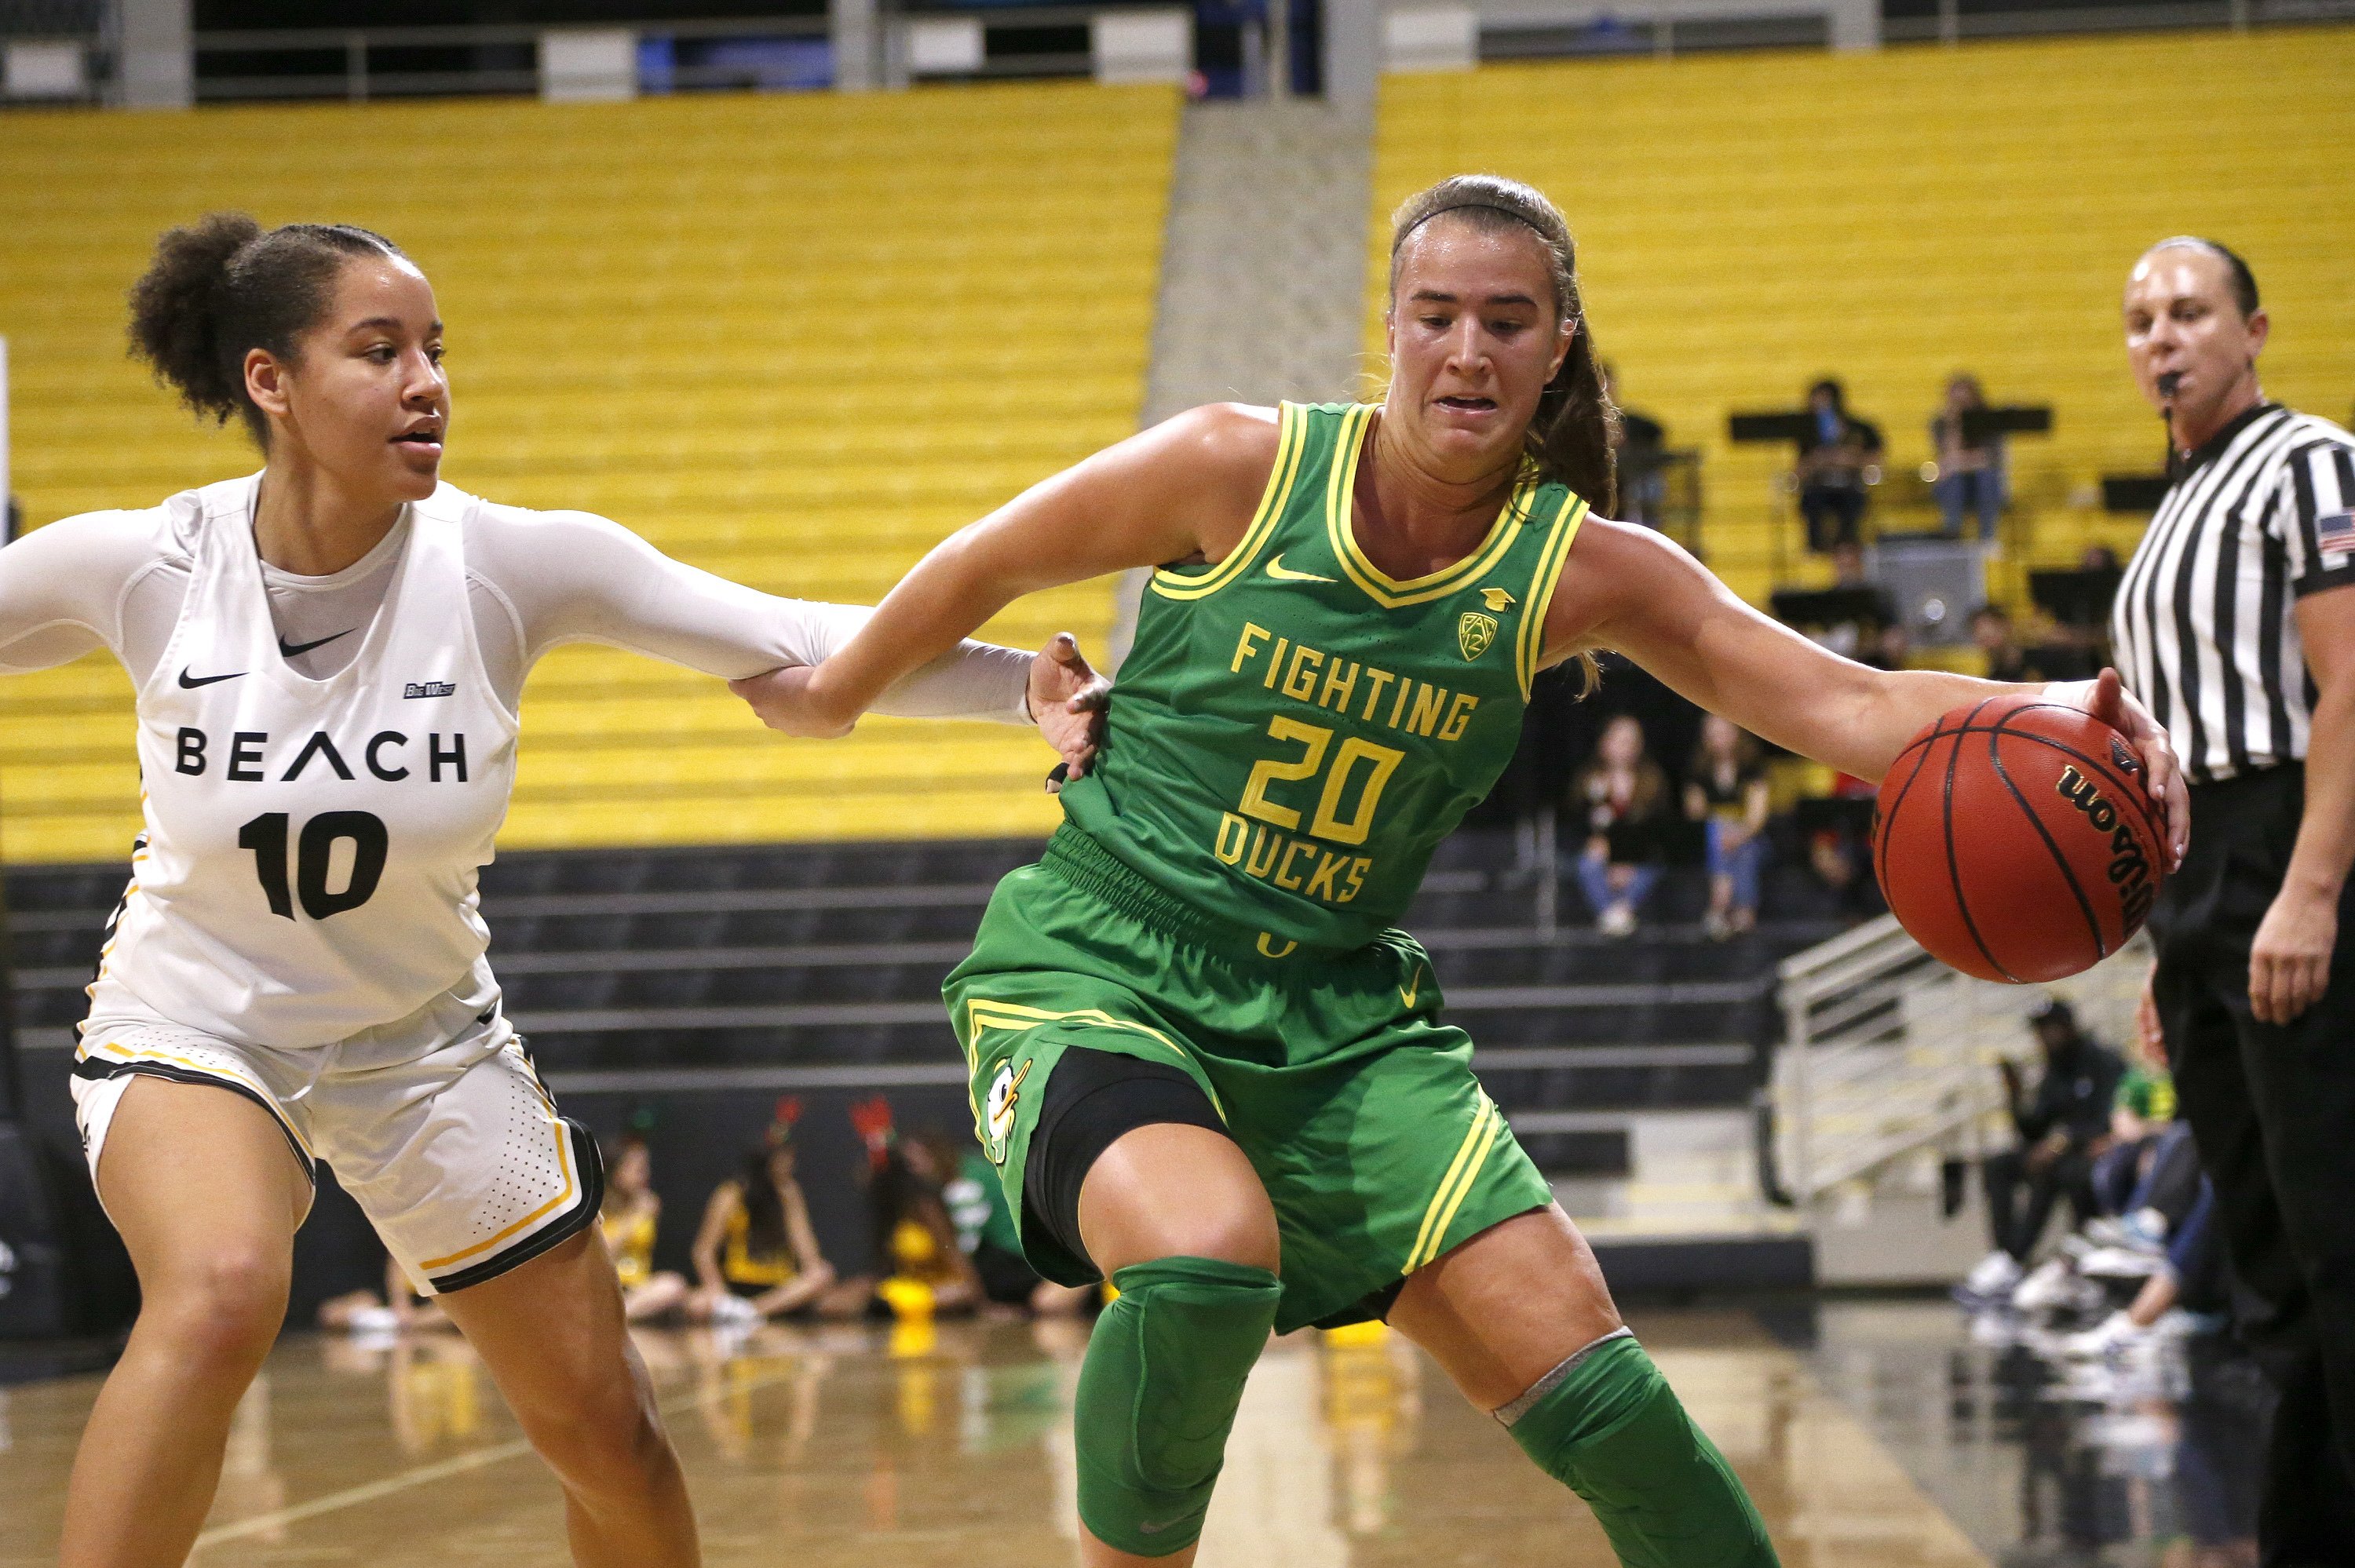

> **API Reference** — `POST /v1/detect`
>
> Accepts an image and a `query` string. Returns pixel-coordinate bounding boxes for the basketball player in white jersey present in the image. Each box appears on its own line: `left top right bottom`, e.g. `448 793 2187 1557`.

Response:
0 213 1107 1568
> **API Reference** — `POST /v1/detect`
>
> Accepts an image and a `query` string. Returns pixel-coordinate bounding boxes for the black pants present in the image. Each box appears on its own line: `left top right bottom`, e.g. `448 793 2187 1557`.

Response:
1983 1144 2098 1263
1800 483 1865 552
2150 764 2355 1566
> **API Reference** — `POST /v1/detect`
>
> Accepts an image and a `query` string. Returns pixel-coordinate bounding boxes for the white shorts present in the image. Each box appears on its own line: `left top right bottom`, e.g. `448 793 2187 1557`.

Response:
71 975 601 1296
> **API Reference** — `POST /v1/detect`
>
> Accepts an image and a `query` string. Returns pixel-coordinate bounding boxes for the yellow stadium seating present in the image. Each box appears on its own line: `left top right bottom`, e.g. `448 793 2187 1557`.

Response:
0 82 1178 862
1367 28 2355 607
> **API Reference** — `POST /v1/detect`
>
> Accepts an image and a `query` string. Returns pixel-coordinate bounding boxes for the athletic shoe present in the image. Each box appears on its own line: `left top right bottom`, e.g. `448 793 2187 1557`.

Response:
2078 1245 2165 1281
2079 1216 2136 1249
2061 1311 2148 1360
2013 1259 2105 1316
710 1293 761 1325
1959 1249 2023 1300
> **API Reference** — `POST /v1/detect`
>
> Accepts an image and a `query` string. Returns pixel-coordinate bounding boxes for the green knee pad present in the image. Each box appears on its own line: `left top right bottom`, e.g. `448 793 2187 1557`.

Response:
1072 1256 1281 1557
1507 1334 1779 1568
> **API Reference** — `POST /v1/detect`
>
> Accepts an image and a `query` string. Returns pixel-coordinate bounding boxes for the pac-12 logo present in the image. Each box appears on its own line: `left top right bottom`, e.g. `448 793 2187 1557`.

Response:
1457 612 1499 662
983 1059 1030 1165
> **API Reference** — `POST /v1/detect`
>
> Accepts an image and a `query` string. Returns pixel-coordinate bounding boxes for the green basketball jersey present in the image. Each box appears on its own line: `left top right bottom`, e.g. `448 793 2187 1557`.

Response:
1057 401 1589 954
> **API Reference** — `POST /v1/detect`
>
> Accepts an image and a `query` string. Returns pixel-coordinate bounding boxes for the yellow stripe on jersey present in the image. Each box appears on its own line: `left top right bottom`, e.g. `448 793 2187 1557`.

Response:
1151 403 1307 602
1515 493 1591 700
1323 406 1538 609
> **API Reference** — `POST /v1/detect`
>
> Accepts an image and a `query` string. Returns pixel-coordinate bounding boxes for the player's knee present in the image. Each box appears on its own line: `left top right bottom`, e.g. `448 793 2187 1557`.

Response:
1163 1200 1281 1274
1089 1156 1280 1275
148 1246 290 1373
535 1391 672 1497
1075 1255 1282 1556
517 1362 672 1496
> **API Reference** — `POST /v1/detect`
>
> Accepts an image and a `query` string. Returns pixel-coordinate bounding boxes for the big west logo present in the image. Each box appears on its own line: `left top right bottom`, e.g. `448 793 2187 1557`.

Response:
2054 766 2156 927
173 727 472 783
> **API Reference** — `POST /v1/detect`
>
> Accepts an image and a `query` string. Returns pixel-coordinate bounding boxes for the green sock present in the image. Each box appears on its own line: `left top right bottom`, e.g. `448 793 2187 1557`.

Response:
1505 1333 1779 1567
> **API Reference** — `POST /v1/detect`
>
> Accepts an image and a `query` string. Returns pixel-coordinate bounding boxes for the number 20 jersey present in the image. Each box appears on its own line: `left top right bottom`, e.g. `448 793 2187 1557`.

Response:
104 477 520 1049
1057 403 1589 953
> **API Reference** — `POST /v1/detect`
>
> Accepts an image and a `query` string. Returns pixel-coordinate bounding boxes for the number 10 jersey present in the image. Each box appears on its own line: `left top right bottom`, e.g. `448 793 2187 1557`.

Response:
105 478 520 1050
1057 403 1588 954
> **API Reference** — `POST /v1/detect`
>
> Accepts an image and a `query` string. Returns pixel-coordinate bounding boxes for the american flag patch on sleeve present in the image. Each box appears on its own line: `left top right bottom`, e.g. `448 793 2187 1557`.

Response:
2320 509 2355 558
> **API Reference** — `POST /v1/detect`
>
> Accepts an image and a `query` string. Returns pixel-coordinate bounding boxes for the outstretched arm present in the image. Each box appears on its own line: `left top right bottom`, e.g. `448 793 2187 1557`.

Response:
0 511 156 673
736 405 1283 738
1550 520 2187 864
477 506 1042 721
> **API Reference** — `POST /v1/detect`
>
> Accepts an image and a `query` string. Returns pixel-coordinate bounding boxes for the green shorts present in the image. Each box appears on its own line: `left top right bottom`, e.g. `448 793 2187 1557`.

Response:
944 828 1554 1336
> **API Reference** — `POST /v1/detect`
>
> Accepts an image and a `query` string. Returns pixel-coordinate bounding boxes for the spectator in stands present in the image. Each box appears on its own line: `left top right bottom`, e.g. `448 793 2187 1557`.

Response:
688 1124 837 1322
1929 374 2006 542
855 1131 982 1319
1796 378 1883 552
601 1134 690 1323
1685 716 1770 939
938 1134 1091 1317
1568 713 1669 937
1973 603 2035 682
1970 999 2127 1289
1776 540 1900 662
1601 362 1667 529
316 1255 450 1333
1971 601 2094 684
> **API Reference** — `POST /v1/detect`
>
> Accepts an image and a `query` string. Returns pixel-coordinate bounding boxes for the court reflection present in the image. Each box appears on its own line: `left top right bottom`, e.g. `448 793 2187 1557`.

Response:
0 1308 2004 1567
1804 1300 2266 1567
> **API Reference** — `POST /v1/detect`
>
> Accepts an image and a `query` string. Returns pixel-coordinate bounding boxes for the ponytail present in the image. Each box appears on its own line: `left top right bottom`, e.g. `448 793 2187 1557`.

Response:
1386 174 1619 515
126 212 405 448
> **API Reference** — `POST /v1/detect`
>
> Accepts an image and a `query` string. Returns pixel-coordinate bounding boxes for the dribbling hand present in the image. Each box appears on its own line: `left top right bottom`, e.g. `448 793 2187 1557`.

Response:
1028 632 1110 790
2050 669 2189 871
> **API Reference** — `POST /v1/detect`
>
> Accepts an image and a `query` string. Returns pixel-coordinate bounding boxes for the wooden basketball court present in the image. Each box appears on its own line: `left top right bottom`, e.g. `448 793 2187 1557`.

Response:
0 1307 1993 1567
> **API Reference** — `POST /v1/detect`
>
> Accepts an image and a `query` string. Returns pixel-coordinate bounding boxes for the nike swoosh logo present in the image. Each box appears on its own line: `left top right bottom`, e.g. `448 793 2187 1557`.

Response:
177 667 245 688
279 629 354 659
1265 553 1336 584
1400 968 1422 1009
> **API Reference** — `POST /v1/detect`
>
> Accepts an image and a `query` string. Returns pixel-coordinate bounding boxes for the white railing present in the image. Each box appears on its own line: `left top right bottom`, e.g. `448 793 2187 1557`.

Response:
1772 913 2149 1202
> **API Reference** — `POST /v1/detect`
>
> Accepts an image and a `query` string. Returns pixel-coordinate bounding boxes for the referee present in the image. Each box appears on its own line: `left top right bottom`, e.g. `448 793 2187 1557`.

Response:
2112 237 2355 1561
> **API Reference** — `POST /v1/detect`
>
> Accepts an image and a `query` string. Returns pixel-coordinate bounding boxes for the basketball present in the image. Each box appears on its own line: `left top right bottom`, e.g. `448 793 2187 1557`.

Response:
1874 692 2167 983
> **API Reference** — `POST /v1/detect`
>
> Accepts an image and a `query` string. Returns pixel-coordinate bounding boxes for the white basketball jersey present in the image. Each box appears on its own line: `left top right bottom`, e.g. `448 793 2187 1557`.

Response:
102 478 519 1049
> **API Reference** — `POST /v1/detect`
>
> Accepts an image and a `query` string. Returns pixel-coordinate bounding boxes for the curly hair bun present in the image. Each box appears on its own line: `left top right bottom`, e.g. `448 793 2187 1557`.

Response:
122 213 403 447
126 212 265 428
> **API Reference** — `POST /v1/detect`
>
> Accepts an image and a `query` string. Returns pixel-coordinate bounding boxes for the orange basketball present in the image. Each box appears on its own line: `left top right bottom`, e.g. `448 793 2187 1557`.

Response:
1873 692 2167 983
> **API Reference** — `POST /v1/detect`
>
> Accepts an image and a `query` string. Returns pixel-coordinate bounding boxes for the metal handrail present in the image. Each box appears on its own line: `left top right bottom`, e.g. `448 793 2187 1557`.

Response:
1775 913 2151 1202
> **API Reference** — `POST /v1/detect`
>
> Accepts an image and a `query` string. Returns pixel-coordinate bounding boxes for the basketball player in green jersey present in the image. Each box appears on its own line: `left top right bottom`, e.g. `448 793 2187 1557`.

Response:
736 175 2189 1566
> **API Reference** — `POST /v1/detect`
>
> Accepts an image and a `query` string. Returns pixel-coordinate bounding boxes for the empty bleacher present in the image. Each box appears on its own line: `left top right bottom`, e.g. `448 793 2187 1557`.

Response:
0 82 1178 862
1367 28 2355 603
6 835 1830 1165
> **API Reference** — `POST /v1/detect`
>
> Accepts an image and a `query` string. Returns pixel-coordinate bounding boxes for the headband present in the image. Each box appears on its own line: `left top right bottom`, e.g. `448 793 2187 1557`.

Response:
1394 199 1553 250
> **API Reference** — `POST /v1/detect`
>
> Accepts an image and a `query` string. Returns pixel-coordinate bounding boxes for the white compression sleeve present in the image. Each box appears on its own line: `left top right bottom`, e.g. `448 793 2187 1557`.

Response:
475 506 1032 723
0 511 154 673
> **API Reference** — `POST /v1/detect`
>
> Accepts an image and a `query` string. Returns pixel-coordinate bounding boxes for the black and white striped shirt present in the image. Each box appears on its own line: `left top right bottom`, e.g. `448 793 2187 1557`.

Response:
2113 403 2355 786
